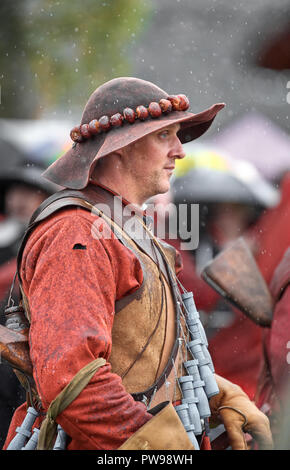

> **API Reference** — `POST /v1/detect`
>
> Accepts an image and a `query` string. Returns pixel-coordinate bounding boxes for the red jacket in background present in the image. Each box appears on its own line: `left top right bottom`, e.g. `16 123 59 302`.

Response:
256 248 290 419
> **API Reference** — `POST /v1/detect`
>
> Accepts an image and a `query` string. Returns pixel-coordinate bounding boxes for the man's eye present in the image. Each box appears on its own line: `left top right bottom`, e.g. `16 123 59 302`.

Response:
159 130 169 138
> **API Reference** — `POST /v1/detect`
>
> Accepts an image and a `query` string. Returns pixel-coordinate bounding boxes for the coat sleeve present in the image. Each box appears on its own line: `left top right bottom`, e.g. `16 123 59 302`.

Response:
21 208 152 450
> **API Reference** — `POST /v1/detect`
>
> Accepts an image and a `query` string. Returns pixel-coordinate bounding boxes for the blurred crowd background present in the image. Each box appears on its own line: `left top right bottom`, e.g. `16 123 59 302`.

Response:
0 0 289 450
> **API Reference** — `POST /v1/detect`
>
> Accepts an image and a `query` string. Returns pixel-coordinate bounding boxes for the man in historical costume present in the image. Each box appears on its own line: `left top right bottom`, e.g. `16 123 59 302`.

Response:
3 77 272 451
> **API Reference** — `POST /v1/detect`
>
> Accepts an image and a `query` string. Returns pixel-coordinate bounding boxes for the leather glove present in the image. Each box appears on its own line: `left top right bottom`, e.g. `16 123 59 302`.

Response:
209 375 273 450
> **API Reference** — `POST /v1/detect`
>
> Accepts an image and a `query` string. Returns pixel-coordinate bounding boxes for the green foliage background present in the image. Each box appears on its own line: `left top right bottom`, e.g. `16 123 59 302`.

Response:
0 0 151 119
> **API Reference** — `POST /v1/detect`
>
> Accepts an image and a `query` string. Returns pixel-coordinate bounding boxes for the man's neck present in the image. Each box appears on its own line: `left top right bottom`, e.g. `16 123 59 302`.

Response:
89 177 147 212
91 175 145 209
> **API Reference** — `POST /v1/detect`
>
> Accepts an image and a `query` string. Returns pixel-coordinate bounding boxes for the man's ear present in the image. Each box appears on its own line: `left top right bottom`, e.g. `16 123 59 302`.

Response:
93 151 122 173
115 145 133 165
113 149 124 159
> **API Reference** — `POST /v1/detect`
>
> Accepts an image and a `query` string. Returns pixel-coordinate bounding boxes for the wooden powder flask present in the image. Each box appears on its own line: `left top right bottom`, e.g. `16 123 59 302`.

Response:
4 304 30 335
0 326 32 376
1 302 40 408
1 304 32 376
1 266 33 376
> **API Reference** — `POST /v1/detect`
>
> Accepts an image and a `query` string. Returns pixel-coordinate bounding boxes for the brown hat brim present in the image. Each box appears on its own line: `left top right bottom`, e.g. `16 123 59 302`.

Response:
43 103 225 189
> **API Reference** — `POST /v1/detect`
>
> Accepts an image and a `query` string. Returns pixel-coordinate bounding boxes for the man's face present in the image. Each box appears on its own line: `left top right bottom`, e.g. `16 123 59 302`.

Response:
5 184 48 223
123 123 186 202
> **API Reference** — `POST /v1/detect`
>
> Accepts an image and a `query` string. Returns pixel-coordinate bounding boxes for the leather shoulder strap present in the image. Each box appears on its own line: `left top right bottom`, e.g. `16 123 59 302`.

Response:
16 185 181 314
17 186 179 287
16 195 95 279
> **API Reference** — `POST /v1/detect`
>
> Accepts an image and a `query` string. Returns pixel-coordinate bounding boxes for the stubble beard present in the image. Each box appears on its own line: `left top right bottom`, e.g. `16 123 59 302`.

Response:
141 169 170 202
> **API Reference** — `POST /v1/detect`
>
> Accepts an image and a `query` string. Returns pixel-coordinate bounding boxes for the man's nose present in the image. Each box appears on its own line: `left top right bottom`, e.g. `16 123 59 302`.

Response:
169 136 186 160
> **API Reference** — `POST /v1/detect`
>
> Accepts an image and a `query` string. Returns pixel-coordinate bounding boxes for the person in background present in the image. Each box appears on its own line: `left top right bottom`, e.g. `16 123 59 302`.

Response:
168 149 280 400
248 171 290 284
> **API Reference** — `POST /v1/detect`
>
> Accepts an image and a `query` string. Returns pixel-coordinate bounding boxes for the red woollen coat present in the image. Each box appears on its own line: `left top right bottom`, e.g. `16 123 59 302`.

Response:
4 206 157 450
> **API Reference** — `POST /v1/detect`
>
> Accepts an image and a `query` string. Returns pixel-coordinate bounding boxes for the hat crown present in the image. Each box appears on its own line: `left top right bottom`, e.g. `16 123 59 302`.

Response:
81 77 168 124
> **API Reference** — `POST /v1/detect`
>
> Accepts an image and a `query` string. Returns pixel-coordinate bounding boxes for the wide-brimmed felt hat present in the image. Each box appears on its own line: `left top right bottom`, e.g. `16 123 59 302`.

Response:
43 77 225 189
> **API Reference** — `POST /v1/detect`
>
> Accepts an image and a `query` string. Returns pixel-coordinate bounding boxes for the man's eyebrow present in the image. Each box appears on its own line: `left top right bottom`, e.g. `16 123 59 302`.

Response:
157 124 181 133
170 123 181 132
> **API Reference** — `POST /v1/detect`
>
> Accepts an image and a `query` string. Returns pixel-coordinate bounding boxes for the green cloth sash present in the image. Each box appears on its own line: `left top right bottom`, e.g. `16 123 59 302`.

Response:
37 357 106 450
